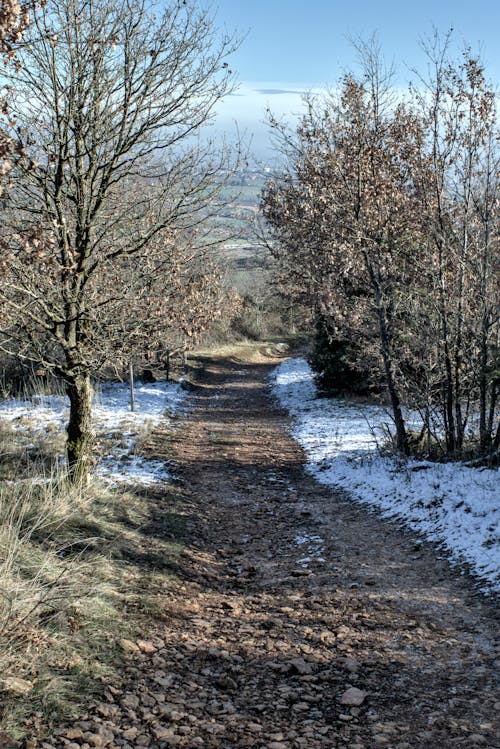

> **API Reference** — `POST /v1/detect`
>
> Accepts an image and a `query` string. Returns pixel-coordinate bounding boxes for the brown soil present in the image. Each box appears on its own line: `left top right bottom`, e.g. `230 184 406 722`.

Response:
29 354 499 749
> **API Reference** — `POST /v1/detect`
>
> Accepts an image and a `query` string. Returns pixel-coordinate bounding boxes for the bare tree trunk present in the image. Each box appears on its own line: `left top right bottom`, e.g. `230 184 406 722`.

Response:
479 149 495 453
66 374 94 483
379 327 409 455
452 137 474 454
437 242 456 453
129 361 135 413
479 319 489 452
493 420 500 451
369 261 409 456
488 383 498 448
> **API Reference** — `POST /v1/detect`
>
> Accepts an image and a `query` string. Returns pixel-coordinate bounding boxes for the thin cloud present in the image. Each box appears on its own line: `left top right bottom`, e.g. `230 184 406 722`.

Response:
255 88 305 95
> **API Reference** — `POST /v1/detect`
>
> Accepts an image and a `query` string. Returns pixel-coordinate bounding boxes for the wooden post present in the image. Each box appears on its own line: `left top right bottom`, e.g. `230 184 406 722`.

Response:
165 349 170 382
129 361 135 412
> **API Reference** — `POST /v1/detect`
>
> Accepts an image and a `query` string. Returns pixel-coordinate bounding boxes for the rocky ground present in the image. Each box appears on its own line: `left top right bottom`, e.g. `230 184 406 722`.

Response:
26 353 499 749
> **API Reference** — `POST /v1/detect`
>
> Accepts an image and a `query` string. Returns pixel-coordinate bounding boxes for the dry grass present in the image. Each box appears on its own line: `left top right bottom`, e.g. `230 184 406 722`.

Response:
191 338 298 365
0 419 65 481
0 417 187 740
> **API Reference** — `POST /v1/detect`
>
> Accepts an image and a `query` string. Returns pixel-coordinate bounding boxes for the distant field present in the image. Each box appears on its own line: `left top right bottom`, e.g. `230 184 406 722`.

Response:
213 172 272 292
219 239 270 292
219 182 263 205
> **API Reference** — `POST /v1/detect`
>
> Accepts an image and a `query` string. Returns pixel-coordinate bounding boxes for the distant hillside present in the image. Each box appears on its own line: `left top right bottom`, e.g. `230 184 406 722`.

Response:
213 167 276 291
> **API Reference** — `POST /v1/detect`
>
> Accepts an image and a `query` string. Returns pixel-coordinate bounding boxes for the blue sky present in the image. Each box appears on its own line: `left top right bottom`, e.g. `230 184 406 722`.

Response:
202 0 500 160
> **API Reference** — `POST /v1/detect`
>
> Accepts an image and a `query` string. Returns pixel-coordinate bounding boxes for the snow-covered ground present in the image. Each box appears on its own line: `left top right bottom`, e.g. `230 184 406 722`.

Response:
271 357 499 594
0 380 185 487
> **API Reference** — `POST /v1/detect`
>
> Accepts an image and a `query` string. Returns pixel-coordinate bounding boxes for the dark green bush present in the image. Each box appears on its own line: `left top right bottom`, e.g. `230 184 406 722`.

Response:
308 317 376 395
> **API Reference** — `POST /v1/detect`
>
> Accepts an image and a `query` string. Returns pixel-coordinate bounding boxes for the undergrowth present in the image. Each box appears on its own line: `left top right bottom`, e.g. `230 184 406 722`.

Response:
381 425 500 467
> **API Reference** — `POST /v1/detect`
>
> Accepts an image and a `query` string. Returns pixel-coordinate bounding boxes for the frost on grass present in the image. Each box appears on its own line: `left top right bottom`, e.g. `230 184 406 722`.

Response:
0 381 185 487
271 358 499 594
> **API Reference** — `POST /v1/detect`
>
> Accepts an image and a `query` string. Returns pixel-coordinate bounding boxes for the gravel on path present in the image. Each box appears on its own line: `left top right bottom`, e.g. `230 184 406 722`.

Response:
31 354 499 749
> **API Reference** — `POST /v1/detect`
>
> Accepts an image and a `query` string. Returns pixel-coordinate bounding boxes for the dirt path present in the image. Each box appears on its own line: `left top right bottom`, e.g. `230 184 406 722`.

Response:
40 354 499 749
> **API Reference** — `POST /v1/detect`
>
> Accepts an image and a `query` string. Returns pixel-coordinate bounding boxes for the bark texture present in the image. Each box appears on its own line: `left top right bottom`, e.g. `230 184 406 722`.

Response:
66 374 94 483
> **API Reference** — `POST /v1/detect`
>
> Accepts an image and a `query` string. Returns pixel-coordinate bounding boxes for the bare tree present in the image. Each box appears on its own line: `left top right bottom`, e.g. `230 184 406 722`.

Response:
0 0 240 480
262 35 498 459
411 35 499 454
263 58 425 454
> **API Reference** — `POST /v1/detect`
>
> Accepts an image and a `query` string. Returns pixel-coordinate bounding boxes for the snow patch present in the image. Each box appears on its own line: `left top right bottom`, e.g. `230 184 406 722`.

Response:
295 532 326 568
0 380 185 487
271 358 499 594
97 456 171 487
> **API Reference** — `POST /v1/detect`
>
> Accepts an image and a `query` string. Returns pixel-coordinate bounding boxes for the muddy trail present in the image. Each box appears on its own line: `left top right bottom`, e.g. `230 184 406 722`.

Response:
36 353 499 749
